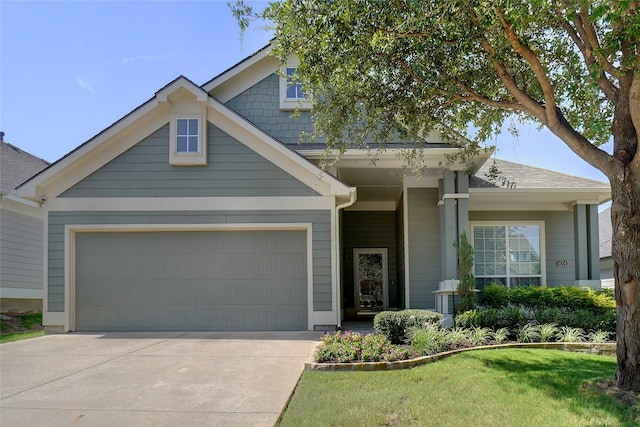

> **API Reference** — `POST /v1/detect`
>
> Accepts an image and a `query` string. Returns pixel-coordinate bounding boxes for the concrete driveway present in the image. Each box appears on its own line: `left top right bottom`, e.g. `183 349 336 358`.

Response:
0 331 321 426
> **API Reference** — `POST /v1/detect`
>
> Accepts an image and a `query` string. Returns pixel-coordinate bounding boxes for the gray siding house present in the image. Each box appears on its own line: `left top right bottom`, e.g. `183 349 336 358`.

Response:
18 45 611 332
1 138 50 312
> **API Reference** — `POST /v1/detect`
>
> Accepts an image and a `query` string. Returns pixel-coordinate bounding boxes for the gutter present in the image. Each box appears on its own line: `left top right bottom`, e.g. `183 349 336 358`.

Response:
334 187 357 329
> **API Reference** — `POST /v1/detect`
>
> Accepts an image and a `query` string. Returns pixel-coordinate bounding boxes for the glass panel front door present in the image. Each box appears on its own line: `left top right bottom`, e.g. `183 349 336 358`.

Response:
354 249 388 314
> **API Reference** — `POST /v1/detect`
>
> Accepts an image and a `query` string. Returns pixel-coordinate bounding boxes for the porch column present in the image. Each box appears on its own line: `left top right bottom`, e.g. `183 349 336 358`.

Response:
439 171 458 281
435 171 470 326
573 203 601 288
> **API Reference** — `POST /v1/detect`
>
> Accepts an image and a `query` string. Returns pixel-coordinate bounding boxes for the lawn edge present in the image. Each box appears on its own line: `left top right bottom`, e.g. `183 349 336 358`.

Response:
305 342 616 371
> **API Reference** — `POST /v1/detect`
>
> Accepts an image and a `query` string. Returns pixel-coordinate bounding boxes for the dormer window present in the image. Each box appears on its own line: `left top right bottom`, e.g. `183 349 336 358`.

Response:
170 115 207 166
280 59 311 111
176 118 199 153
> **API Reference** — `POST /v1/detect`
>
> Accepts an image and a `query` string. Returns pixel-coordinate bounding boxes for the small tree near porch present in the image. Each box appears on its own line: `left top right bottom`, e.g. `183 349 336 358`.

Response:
232 0 640 392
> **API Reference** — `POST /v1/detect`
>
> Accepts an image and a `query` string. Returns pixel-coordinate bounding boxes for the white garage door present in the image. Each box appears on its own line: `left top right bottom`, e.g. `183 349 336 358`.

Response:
74 230 308 331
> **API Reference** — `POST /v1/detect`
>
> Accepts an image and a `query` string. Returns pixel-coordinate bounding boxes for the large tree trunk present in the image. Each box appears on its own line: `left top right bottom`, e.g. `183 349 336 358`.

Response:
611 74 640 392
611 179 640 392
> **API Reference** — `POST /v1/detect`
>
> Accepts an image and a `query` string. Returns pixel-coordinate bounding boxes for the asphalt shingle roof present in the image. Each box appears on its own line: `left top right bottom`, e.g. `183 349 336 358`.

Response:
471 158 609 189
0 141 50 192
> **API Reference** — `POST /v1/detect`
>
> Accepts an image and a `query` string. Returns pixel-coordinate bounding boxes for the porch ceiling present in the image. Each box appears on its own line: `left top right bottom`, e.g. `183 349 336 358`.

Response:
337 167 404 203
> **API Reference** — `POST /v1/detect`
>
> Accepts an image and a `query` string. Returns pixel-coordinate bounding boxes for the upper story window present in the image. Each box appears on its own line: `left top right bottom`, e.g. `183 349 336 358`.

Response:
285 68 306 100
176 118 199 153
280 59 311 111
170 115 207 166
471 222 545 289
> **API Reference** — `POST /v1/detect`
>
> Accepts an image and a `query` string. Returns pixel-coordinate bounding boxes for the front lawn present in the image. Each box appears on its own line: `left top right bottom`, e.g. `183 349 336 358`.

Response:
279 349 639 426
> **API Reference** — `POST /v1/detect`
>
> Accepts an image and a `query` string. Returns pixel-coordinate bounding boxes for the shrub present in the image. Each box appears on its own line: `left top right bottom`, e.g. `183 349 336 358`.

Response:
587 330 611 343
557 326 586 343
515 323 540 343
314 331 410 363
479 284 616 313
492 327 510 344
374 310 442 344
539 323 560 342
406 325 449 356
446 327 469 347
479 283 509 308
468 326 492 346
455 307 526 331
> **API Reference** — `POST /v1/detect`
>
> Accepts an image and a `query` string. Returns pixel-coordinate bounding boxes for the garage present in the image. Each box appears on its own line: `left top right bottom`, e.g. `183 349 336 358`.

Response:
73 229 308 331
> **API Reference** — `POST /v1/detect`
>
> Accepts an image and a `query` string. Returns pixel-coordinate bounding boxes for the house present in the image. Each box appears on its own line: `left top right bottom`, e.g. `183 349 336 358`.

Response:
1 134 50 312
17 45 611 332
599 206 614 289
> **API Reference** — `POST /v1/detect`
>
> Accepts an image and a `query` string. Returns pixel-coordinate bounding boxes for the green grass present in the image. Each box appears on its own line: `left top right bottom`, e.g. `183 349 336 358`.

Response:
0 312 43 343
0 330 45 343
279 349 639 427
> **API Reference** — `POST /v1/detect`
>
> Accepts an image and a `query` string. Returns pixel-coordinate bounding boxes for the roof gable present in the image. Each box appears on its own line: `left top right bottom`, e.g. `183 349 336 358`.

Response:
17 76 351 201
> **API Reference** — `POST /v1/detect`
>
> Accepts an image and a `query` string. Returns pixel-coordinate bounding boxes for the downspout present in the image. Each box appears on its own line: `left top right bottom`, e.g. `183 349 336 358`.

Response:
335 187 357 329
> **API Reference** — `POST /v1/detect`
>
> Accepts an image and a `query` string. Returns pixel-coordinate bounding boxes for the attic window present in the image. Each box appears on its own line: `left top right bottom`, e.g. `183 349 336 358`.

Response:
285 68 305 100
279 64 311 111
176 118 199 153
170 115 207 166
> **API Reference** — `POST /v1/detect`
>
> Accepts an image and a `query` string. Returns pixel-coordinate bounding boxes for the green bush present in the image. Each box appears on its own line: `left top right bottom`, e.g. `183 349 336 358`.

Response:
314 331 411 363
478 284 615 313
478 283 510 308
455 307 526 331
374 309 442 344
406 325 450 356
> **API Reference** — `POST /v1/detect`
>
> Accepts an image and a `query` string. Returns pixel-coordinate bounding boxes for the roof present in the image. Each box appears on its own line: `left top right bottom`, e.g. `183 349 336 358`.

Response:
599 206 612 258
16 77 353 201
471 158 609 189
0 141 50 192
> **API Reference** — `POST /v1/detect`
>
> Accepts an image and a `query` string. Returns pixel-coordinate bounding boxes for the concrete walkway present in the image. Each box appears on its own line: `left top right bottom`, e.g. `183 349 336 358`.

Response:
0 331 322 426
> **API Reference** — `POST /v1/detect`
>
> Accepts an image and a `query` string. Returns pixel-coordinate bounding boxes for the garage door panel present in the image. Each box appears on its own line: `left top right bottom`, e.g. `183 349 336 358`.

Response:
75 230 308 331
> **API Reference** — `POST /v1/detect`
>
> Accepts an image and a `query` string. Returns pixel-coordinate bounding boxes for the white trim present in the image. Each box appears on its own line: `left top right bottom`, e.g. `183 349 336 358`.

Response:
441 193 469 200
469 221 547 287
46 196 336 211
42 205 50 323
61 223 316 332
334 187 357 327
202 45 274 96
345 201 397 211
0 195 43 219
403 181 410 309
279 57 312 111
169 114 207 165
0 288 43 299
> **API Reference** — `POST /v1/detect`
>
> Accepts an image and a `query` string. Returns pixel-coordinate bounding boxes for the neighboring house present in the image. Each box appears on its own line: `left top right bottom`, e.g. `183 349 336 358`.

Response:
599 206 614 289
1 135 50 312
17 45 611 332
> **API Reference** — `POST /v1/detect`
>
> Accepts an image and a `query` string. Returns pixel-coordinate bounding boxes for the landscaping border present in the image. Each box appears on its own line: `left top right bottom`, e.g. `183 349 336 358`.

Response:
305 342 616 371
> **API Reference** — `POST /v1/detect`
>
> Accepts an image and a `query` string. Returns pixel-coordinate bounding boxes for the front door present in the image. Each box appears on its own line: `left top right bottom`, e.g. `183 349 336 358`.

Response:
353 248 388 315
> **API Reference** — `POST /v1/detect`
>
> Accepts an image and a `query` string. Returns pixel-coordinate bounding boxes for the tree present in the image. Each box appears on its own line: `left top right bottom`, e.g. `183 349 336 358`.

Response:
454 231 477 314
231 0 640 391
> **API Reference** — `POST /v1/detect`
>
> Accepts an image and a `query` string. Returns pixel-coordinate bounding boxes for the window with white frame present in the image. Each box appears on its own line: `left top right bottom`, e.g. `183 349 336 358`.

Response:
169 115 207 165
285 68 306 100
279 61 311 111
176 118 199 153
471 223 544 288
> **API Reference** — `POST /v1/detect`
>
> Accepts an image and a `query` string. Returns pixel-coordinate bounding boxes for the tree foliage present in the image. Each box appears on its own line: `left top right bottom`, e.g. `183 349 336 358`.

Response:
231 0 640 391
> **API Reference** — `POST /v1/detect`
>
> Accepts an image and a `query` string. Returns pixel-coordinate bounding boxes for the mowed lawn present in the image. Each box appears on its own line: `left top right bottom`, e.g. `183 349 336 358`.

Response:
279 349 639 427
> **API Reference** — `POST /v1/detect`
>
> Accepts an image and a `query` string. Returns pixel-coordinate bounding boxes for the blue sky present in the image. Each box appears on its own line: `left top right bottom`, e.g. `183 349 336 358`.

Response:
1 0 610 184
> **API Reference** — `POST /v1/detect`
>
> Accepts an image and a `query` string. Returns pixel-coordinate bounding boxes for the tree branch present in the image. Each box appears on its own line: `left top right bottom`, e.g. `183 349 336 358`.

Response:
495 8 558 122
454 80 525 112
559 18 618 101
